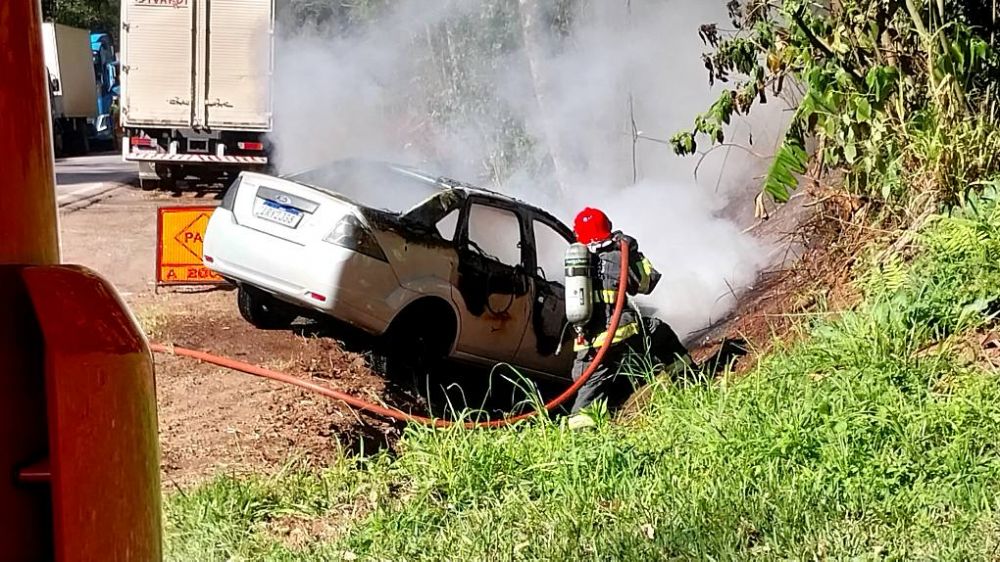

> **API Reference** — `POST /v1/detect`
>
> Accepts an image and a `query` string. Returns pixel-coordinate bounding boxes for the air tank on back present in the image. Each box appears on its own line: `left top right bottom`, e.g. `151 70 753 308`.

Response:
564 242 593 329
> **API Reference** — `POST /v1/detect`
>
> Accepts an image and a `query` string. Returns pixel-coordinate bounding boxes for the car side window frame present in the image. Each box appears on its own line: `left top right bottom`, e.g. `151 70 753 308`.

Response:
526 211 575 283
434 208 461 243
456 196 530 269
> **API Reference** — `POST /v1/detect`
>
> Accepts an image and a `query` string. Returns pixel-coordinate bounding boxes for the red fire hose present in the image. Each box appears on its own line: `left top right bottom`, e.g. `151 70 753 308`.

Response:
150 240 629 428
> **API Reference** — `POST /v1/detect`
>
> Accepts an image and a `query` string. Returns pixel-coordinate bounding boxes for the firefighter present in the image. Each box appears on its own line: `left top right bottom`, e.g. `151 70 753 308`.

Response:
566 207 692 428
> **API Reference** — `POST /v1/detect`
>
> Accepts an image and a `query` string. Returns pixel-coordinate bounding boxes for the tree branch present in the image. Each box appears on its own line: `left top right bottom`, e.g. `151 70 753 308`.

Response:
791 6 865 87
904 0 931 40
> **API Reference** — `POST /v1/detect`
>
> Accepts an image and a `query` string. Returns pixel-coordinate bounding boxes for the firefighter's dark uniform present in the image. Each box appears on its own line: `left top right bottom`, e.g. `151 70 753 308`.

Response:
570 232 691 414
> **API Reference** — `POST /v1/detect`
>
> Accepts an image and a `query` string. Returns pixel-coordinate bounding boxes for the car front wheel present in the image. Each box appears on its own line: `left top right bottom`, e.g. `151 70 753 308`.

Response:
237 286 297 330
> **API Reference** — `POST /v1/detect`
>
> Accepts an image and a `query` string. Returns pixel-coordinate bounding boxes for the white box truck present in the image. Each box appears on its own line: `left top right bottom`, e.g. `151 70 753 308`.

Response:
42 23 99 155
119 0 274 187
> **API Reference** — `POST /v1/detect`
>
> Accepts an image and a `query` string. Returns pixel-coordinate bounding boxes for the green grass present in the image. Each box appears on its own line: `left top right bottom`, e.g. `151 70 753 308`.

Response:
165 186 1000 561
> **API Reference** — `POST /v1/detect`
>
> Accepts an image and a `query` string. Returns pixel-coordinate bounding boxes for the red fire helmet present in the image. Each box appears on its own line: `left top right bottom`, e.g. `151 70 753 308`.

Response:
573 207 613 244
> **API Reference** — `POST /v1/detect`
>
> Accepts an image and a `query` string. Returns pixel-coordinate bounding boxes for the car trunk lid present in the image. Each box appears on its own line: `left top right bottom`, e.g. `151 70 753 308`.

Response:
228 172 355 245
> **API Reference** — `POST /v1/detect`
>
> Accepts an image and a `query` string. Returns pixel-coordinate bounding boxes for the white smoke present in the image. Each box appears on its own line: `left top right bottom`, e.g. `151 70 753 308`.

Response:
270 0 791 338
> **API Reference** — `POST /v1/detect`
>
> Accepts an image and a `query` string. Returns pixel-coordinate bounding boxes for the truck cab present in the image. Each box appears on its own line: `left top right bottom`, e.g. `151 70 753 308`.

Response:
89 32 119 145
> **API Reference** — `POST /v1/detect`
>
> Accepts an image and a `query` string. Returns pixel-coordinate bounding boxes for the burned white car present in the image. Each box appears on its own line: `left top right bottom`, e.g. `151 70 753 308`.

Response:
202 160 576 378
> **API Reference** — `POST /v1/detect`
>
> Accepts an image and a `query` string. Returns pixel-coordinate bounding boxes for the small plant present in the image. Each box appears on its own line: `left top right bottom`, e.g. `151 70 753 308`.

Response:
134 302 170 340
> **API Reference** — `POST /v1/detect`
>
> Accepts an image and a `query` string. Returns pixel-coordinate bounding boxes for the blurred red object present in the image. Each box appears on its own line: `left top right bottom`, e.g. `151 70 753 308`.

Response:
0 2 162 560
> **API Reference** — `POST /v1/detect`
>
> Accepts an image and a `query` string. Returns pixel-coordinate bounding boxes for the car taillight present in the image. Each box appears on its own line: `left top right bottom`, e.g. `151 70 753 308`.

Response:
130 137 154 148
220 176 242 211
237 141 264 151
323 215 387 262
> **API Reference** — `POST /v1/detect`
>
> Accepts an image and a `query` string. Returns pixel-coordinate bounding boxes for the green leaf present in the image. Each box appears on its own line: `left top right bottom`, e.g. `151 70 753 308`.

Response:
670 132 697 155
958 298 992 327
864 66 898 103
823 146 840 166
855 97 872 122
763 125 808 203
709 90 736 125
844 142 857 164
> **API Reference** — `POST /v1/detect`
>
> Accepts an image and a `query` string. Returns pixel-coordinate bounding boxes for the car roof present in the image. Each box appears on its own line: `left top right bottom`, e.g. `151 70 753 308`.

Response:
279 159 569 229
434 175 569 229
281 159 441 187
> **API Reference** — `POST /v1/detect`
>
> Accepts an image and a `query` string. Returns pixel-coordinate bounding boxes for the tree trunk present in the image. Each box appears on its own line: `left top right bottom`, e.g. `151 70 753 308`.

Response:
517 0 570 196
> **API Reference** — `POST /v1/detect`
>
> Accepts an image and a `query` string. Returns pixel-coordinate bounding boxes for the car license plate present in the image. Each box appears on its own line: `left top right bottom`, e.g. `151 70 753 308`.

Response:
253 198 302 227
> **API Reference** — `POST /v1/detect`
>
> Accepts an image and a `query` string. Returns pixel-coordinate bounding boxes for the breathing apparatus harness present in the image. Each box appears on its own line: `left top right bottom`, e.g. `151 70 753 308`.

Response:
152 240 630 429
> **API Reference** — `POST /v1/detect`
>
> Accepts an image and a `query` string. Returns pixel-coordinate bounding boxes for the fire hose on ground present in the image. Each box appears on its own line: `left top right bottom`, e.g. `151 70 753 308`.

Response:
148 240 629 429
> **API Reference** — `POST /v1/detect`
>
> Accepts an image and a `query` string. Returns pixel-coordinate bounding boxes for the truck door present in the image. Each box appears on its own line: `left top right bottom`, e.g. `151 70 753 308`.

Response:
121 0 195 126
204 0 273 130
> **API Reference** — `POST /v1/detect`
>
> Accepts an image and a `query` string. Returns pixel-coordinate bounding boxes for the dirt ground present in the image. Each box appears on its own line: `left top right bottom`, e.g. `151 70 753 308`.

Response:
58 182 822 487
60 187 400 486
142 291 415 487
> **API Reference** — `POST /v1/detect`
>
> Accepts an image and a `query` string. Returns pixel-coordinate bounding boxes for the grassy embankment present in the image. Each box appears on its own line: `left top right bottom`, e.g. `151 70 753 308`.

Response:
165 184 1000 560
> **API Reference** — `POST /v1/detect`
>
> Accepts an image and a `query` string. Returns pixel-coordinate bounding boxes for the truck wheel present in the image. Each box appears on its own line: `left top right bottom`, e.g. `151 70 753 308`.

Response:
79 123 90 155
237 286 297 330
64 118 89 156
62 128 78 155
52 121 65 157
155 164 179 190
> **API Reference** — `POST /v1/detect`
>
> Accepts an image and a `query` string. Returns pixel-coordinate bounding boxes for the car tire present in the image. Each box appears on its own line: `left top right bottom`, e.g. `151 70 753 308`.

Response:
374 300 455 380
237 286 297 330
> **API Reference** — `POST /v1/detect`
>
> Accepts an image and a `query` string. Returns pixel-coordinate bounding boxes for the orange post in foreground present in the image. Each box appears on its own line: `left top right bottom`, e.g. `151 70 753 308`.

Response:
0 0 60 265
0 1 162 560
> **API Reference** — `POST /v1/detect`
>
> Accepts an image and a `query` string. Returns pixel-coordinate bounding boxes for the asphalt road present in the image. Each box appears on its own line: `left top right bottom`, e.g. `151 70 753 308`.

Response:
55 152 136 208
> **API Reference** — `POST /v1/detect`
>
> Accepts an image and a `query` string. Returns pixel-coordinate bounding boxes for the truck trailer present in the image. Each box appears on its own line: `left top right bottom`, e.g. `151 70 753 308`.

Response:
42 22 98 156
119 0 274 188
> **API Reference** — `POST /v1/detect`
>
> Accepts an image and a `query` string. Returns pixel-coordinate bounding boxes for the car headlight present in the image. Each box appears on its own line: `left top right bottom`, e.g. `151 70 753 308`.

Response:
323 215 388 262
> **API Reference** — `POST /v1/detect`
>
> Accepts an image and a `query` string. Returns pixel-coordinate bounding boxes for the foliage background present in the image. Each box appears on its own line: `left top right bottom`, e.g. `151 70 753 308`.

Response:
43 0 120 42
673 0 1000 216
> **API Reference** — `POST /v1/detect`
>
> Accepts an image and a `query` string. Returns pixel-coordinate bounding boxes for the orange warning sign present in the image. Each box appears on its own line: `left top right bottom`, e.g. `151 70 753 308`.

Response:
156 206 225 286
